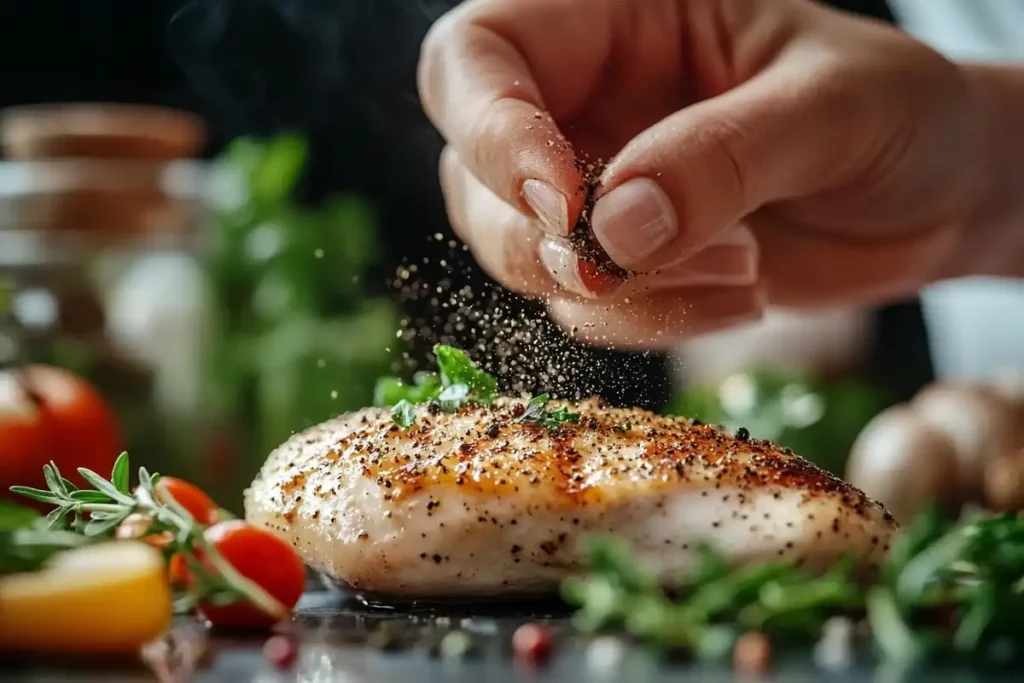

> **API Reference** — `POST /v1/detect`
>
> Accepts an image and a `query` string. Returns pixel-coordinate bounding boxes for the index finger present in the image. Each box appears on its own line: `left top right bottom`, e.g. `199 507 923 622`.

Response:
418 0 604 233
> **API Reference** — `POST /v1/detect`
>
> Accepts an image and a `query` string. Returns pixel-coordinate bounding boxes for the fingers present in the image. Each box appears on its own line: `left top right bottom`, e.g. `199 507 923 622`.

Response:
590 55 866 272
754 215 961 307
441 146 556 298
548 286 766 350
442 146 761 299
419 0 619 231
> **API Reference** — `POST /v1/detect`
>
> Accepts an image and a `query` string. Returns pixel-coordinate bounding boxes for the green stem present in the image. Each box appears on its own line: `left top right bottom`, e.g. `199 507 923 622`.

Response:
78 503 131 515
199 536 289 620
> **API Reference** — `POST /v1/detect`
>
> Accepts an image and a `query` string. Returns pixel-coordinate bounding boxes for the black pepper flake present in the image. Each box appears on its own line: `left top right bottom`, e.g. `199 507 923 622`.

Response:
432 554 443 564
735 427 750 440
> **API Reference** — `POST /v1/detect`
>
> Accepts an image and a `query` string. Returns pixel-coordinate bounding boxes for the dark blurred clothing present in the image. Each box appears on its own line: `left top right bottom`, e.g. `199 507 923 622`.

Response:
0 0 930 406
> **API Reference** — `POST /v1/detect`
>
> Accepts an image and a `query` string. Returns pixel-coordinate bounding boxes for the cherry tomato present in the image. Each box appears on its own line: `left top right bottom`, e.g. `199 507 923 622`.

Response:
154 477 219 526
0 365 122 506
168 552 191 588
196 521 305 629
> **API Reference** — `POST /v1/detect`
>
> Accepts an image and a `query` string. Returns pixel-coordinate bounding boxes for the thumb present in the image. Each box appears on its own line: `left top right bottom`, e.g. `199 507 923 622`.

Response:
591 64 857 272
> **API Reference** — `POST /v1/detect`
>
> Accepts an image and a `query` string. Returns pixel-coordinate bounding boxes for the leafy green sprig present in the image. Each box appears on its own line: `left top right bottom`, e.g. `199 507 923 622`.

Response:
6 453 287 620
375 344 498 427
563 509 1024 669
516 394 581 431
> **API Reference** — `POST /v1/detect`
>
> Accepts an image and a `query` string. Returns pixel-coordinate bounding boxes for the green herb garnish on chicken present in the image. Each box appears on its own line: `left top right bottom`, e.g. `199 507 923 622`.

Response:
376 345 497 427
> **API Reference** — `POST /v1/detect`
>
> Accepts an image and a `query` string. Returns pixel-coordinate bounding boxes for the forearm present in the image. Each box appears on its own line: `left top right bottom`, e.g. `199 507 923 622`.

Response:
952 64 1024 279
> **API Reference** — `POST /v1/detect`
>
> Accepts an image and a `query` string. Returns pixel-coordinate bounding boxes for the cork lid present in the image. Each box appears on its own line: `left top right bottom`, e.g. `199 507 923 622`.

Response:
0 103 205 160
0 104 209 249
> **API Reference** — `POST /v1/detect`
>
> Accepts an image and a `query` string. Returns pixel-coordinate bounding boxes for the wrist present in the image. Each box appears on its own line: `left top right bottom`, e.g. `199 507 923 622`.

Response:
941 64 1024 281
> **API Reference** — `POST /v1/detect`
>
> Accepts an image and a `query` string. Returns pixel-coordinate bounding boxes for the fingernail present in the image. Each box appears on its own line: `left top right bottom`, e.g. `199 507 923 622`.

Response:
592 178 677 270
539 238 597 298
522 180 568 236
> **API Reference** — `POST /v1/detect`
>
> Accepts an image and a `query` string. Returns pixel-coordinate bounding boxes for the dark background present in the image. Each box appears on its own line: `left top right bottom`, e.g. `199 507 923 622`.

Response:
0 0 931 407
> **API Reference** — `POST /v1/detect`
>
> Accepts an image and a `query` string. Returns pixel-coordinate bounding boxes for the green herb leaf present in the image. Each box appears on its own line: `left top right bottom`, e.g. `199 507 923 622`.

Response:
374 372 442 408
434 345 497 404
519 394 549 422
516 394 581 430
9 486 64 506
0 499 40 531
381 346 499 426
867 587 922 666
391 400 416 429
111 452 131 494
43 507 70 531
83 510 132 537
69 490 114 504
43 464 68 497
0 528 92 575
437 383 470 412
76 467 134 505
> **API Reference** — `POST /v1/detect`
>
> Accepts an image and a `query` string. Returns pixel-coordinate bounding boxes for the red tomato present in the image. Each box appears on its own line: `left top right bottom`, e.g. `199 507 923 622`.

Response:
168 552 191 587
196 521 306 629
155 477 219 526
0 365 122 505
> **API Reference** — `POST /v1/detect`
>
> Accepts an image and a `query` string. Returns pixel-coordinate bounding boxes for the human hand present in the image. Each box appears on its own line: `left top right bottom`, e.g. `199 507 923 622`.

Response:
418 0 985 349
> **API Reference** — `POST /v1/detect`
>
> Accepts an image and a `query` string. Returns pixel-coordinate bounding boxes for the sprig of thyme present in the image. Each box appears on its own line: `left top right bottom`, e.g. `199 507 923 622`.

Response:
376 345 498 428
563 509 1024 669
7 453 287 620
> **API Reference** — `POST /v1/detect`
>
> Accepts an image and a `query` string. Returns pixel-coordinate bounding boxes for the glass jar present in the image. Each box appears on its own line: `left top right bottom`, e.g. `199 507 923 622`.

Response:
0 104 223 492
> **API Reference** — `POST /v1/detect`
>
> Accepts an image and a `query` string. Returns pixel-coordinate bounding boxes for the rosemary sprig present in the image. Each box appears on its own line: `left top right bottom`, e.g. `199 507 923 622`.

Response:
8 453 287 620
563 509 1024 668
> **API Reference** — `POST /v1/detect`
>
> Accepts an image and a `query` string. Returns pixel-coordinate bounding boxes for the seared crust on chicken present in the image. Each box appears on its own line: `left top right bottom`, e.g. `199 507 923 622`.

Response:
245 398 897 598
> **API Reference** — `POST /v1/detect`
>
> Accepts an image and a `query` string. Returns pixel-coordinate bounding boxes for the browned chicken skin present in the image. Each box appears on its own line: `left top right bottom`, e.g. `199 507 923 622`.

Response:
245 398 897 598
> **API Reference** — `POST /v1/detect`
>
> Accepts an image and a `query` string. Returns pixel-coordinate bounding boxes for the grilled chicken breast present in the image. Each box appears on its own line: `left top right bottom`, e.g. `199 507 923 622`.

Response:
245 398 896 598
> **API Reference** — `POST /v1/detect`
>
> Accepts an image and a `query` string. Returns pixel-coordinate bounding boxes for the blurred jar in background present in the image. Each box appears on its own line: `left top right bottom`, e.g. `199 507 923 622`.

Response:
0 104 216 482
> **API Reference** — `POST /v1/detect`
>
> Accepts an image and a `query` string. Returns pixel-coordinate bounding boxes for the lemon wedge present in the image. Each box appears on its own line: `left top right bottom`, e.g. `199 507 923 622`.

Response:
0 541 172 655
